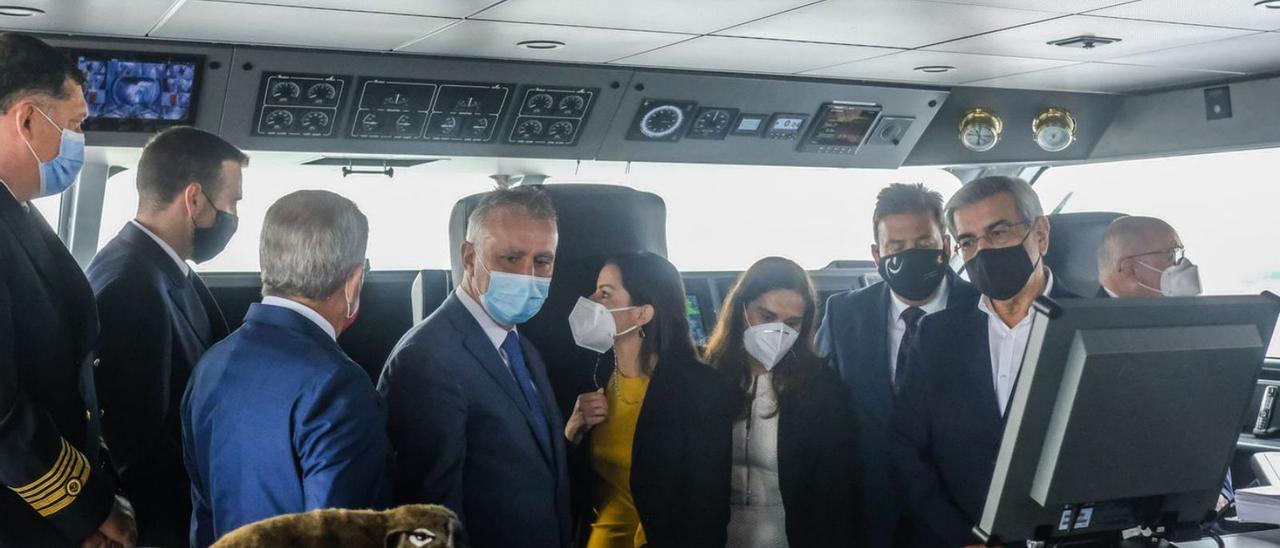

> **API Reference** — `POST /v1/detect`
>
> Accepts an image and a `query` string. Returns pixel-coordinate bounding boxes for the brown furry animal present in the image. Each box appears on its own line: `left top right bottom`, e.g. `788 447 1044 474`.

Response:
211 504 466 548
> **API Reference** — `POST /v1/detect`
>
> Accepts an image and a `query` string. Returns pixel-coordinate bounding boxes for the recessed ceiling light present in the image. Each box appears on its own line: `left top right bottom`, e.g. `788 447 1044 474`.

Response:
517 40 565 50
0 6 45 16
1256 0 1280 9
914 65 957 74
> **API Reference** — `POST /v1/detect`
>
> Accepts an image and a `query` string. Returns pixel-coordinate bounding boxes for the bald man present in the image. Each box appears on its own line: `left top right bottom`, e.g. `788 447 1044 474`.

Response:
1097 216 1201 298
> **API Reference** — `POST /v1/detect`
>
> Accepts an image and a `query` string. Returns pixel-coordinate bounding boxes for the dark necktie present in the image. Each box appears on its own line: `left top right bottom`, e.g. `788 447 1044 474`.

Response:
894 307 926 393
502 331 552 456
180 271 213 345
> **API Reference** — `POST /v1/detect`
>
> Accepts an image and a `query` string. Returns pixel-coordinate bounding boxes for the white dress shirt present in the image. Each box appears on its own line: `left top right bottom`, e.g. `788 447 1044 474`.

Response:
977 271 1054 414
887 278 950 377
130 220 191 276
457 289 515 370
727 372 789 548
261 296 336 341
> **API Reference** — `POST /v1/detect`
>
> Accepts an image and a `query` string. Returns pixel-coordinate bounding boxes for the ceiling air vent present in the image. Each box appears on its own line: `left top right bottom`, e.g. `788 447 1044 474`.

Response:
1047 35 1122 49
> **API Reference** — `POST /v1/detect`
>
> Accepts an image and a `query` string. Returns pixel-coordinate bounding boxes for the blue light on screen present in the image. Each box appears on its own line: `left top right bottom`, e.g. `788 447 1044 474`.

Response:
77 55 196 122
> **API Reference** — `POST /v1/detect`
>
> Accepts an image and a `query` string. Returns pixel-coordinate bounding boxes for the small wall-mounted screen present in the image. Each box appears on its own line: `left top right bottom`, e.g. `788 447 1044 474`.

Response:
802 102 882 153
72 49 202 132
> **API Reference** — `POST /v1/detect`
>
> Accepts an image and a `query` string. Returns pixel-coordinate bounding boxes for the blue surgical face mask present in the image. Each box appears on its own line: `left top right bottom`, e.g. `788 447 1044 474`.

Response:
21 107 85 198
476 255 551 327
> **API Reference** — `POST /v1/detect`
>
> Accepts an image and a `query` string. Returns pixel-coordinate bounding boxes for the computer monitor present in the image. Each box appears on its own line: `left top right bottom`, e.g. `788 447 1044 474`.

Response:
977 294 1280 545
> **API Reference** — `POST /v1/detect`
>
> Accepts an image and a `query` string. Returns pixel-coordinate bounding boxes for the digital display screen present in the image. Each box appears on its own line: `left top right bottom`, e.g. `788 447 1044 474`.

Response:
737 117 761 132
772 116 805 131
804 102 882 150
686 295 708 346
73 50 202 132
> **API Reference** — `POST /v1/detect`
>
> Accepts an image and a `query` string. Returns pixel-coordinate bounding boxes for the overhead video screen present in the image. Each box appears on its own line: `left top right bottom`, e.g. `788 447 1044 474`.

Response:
71 49 203 132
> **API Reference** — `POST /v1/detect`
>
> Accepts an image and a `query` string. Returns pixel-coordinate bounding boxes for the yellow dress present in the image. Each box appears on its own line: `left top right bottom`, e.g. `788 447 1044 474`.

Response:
587 373 651 548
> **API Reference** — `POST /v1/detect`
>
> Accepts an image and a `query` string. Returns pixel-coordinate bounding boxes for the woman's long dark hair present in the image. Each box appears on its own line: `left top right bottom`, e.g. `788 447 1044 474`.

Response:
703 256 821 417
606 251 700 375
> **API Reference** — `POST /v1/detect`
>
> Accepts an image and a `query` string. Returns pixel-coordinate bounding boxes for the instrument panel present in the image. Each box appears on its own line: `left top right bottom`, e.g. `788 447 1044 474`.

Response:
253 72 348 138
508 87 598 146
626 99 698 142
349 78 513 143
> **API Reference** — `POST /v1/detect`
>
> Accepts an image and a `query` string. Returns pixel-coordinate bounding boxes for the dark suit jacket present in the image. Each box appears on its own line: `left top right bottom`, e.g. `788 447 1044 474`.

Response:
577 352 734 548
892 277 1077 547
87 222 228 547
820 272 980 547
378 292 572 548
182 304 391 548
0 190 116 547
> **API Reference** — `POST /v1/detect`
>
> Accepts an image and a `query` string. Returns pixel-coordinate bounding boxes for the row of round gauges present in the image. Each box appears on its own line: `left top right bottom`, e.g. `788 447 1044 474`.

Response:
523 93 587 117
512 118 577 142
959 107 1078 153
627 100 747 142
355 112 493 139
268 81 340 106
262 108 332 133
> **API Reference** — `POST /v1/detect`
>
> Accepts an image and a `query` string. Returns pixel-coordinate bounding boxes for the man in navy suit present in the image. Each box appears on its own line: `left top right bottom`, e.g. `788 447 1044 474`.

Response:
818 183 980 547
88 127 247 547
379 186 571 548
893 176 1078 547
182 190 390 548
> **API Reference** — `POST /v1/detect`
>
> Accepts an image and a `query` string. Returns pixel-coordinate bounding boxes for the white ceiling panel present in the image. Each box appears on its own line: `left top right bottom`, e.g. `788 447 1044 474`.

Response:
0 0 180 37
805 50 1075 85
1108 32 1280 74
717 0 1057 49
153 1 455 50
612 36 897 75
398 20 690 64
214 0 497 18
472 0 817 34
966 62 1238 93
924 0 1135 13
1088 0 1280 32
927 14 1253 61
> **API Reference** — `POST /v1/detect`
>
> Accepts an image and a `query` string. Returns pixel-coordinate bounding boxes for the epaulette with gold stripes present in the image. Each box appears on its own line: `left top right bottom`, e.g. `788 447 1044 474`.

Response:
9 438 92 517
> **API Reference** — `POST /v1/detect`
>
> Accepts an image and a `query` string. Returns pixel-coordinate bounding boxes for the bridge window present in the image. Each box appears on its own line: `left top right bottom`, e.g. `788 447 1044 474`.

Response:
1035 147 1280 358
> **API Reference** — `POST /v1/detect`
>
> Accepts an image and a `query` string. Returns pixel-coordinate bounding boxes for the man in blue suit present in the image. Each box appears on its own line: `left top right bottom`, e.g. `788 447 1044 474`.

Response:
893 176 1078 547
88 127 247 547
182 190 391 548
818 183 980 547
379 186 571 548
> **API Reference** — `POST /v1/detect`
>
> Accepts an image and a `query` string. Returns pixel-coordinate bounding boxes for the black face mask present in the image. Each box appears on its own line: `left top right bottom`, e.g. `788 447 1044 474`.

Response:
878 248 949 301
193 209 238 264
965 239 1041 301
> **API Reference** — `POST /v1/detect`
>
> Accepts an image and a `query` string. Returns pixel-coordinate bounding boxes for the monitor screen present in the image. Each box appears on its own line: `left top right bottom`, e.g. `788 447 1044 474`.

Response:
687 294 708 346
72 49 202 132
804 102 882 150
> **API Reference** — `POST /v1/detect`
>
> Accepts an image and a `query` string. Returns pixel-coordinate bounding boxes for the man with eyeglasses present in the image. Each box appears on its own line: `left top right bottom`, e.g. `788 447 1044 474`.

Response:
1097 216 1201 298
891 175 1078 547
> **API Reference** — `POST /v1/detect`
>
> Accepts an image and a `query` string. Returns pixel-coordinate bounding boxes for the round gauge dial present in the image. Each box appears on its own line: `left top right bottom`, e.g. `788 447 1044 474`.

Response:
270 82 300 102
639 105 685 139
456 96 481 110
1032 107 1077 153
958 108 1002 153
299 111 329 132
306 83 337 104
467 117 490 137
691 109 732 136
360 113 381 133
516 119 544 139
526 93 554 112
394 114 415 134
264 109 293 130
437 116 459 135
384 92 409 107
547 121 575 141
557 95 585 115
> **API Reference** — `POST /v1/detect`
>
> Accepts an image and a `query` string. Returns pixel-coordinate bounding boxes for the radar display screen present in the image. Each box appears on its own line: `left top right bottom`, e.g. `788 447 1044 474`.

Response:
801 102 882 154
72 49 202 132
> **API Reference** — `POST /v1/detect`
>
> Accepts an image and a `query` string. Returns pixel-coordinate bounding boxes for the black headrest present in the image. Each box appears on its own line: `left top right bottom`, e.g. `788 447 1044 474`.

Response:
1043 211 1127 297
448 184 668 414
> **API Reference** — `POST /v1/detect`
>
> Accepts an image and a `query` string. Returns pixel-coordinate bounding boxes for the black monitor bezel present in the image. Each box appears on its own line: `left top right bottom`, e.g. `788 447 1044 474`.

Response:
67 48 205 133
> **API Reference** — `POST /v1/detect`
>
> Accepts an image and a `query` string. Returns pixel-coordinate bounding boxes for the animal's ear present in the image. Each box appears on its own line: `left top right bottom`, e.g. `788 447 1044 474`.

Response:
446 516 469 548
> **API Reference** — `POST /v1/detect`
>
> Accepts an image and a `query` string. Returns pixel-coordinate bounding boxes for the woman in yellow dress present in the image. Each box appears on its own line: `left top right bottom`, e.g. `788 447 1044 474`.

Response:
565 251 735 548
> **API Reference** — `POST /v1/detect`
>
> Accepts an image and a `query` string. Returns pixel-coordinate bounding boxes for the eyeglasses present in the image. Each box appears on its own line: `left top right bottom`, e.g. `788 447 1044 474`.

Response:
1125 246 1185 267
954 220 1032 257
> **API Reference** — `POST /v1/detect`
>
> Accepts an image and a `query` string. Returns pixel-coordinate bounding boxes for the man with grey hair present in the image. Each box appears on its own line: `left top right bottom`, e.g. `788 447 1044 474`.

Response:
379 186 571 548
1098 216 1201 298
892 176 1077 547
182 190 391 548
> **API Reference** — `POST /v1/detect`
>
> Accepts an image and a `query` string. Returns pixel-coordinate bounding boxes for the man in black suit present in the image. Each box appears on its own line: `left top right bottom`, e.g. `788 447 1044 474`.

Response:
893 175 1077 547
378 186 571 548
88 127 247 546
818 183 979 547
0 32 137 547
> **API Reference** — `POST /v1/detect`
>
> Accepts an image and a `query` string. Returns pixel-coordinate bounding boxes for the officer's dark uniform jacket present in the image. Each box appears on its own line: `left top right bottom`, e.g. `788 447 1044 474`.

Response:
0 184 117 547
